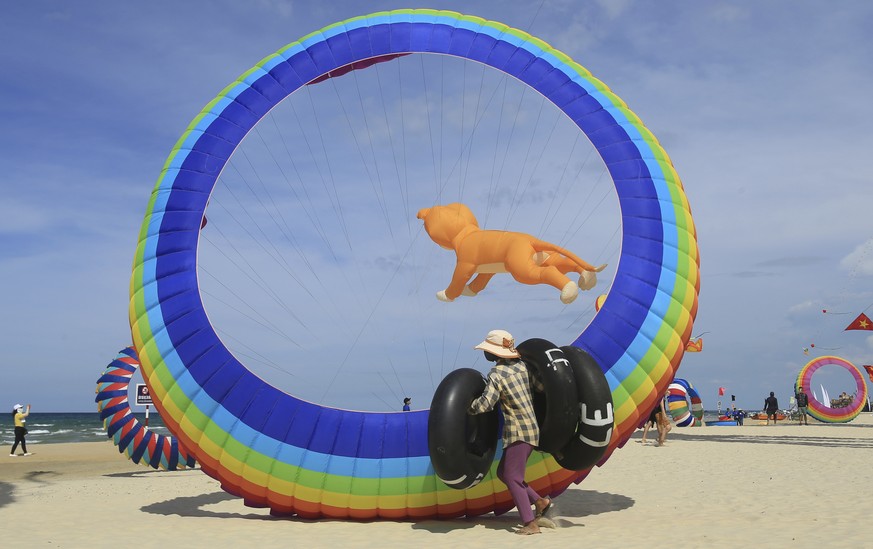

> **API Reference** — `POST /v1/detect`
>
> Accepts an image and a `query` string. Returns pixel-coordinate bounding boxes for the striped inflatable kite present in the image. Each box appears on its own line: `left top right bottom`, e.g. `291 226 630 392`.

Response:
96 347 196 470
667 378 704 427
129 9 699 519
796 356 868 423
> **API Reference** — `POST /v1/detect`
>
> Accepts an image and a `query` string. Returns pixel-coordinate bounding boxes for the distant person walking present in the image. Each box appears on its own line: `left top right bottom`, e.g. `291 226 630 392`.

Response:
795 388 809 425
764 392 779 425
10 403 32 456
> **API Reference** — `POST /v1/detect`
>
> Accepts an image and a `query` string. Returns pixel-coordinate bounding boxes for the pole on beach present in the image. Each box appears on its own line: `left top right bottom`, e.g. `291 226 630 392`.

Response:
145 404 149 428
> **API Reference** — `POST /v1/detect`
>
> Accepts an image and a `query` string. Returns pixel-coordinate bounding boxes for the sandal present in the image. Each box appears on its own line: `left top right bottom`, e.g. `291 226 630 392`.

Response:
535 497 552 518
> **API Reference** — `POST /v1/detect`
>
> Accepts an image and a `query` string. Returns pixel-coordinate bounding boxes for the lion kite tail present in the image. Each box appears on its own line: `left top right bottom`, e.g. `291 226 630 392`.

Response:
532 239 607 273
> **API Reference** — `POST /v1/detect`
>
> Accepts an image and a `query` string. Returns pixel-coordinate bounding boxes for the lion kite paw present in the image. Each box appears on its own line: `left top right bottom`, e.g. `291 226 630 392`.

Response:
578 271 597 291
436 290 454 302
560 281 579 304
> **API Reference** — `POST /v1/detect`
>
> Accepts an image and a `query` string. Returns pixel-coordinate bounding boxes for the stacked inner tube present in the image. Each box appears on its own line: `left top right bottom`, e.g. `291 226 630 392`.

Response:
428 339 614 486
554 346 613 470
96 347 196 470
666 378 704 427
517 339 580 454
427 369 499 490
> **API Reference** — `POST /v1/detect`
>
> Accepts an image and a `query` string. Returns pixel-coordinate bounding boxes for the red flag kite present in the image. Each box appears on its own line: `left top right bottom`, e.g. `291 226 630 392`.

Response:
845 313 873 331
718 387 726 396
864 365 873 383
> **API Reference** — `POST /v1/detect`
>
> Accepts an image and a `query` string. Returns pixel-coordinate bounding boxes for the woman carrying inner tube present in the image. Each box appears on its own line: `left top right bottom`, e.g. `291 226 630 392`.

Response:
468 329 553 535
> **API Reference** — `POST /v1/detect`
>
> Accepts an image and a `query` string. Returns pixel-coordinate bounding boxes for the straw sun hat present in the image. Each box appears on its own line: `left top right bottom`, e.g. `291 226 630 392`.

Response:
474 329 520 359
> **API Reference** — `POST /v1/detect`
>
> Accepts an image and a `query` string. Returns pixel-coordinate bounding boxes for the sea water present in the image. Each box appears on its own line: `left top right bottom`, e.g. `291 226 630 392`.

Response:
0 409 735 447
1 412 171 445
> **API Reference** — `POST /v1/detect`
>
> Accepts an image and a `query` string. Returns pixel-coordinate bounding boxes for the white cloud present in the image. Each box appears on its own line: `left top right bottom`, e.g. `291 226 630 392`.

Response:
840 238 873 276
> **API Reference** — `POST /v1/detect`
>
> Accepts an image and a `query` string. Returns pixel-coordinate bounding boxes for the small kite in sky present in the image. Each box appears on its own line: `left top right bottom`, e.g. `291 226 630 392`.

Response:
685 338 703 352
845 313 873 331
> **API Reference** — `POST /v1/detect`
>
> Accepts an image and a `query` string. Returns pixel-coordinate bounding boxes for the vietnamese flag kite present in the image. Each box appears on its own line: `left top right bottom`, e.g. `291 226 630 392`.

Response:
864 365 873 383
845 313 873 331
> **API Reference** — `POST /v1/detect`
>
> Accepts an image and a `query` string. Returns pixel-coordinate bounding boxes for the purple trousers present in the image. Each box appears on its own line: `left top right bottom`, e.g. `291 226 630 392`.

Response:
497 441 542 524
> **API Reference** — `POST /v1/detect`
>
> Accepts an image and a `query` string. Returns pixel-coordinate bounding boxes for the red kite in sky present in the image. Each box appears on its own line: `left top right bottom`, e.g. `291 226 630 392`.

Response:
845 313 873 331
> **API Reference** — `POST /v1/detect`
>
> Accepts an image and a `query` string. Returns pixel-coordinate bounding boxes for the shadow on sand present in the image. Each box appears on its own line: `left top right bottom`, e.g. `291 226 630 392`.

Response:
139 486 633 532
411 489 634 534
663 431 873 449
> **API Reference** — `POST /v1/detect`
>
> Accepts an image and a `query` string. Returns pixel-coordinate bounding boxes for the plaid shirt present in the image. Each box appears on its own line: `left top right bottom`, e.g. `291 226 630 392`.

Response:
469 359 544 448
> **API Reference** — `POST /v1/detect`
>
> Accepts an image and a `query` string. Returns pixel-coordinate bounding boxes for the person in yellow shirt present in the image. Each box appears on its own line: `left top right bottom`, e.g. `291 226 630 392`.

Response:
10 403 31 456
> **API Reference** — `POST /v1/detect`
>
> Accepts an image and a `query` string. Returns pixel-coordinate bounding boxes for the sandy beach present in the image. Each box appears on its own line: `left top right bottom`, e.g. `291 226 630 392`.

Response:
3 416 872 548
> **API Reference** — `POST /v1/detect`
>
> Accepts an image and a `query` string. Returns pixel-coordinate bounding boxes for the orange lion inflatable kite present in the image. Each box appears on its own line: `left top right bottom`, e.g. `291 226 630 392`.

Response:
417 203 606 304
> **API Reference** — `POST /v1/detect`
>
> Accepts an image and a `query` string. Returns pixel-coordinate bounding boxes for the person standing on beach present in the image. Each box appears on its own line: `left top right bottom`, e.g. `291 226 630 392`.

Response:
795 388 809 425
468 329 552 536
402 397 411 411
764 392 779 425
10 403 32 456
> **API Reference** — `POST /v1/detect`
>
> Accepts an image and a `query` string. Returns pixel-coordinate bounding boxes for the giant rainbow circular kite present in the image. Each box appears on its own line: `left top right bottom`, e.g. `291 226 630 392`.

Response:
796 356 868 423
129 9 699 519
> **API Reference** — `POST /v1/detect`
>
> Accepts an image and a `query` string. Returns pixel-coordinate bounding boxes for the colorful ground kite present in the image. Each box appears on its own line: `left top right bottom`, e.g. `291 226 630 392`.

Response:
666 378 704 427
95 347 196 470
796 356 868 423
128 9 699 519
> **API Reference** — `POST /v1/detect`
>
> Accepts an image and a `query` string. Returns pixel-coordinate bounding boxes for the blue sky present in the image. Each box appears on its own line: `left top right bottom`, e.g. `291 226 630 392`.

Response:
2 1 872 413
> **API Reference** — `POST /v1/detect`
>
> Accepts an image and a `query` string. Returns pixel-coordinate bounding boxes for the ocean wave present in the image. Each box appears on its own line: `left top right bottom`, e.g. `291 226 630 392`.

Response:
27 429 52 435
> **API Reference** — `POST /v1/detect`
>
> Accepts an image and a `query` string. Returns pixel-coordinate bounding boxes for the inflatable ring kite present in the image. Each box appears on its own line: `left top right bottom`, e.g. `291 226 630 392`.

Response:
796 356 868 423
129 9 699 519
555 346 614 471
95 347 196 470
428 368 499 491
516 339 579 454
666 378 704 427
